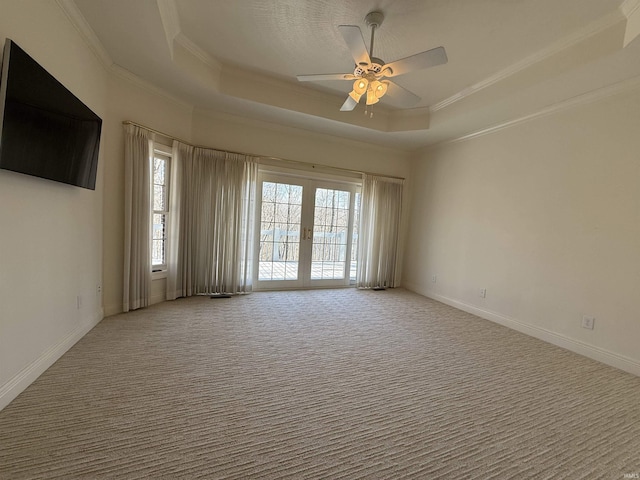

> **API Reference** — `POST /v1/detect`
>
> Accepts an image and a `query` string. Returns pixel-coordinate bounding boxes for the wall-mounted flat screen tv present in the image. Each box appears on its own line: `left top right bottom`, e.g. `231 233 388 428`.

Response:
0 39 102 190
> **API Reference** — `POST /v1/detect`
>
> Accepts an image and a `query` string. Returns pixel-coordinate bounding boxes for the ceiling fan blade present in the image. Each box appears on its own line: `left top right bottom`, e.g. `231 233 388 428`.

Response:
338 25 371 67
340 95 358 111
384 80 421 107
382 46 448 78
297 73 356 82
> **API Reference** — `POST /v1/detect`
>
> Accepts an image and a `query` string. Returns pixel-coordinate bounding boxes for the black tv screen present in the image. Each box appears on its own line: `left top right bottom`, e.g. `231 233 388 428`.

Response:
0 39 101 190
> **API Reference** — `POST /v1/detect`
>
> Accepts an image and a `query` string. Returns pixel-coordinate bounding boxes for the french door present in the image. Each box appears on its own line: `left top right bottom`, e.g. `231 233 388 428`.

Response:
254 172 361 290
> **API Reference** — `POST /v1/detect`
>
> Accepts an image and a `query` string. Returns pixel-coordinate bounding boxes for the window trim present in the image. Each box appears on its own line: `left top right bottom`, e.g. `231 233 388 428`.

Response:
151 148 171 273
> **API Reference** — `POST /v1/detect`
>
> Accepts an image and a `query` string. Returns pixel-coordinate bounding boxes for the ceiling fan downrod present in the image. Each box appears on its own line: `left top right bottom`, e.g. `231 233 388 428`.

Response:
365 11 384 59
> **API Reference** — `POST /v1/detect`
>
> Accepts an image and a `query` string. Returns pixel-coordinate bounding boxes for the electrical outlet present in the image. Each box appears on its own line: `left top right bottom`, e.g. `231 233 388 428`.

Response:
76 295 82 309
479 288 487 298
97 284 102 295
432 275 437 283
582 316 595 330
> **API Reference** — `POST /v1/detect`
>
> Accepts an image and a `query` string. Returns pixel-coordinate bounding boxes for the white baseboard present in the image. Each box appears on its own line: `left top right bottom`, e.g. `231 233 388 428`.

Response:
403 282 640 378
0 309 104 411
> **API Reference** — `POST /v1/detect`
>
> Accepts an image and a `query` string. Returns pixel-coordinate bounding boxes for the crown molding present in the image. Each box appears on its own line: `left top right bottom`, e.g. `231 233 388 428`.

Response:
430 9 624 113
621 0 640 18
57 1 193 110
156 0 222 77
55 0 113 70
110 64 194 110
174 33 222 74
157 0 181 58
425 73 640 151
622 0 640 46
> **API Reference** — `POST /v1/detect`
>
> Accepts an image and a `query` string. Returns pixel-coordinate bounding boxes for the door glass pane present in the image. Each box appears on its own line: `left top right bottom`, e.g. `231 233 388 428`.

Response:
311 188 350 280
259 181 303 281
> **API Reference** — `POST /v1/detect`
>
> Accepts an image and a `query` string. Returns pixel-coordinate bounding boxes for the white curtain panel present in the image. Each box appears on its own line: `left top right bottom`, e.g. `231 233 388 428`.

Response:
123 124 152 311
167 142 257 297
356 174 404 289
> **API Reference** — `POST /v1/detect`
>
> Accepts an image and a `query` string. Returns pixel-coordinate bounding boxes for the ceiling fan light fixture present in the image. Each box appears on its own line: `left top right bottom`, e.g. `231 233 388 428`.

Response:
353 78 368 95
348 89 363 102
366 87 380 105
298 10 447 113
349 78 369 104
371 80 388 99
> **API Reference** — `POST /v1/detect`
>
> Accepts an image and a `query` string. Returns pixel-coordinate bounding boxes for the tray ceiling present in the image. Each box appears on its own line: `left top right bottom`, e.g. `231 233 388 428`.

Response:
69 0 640 150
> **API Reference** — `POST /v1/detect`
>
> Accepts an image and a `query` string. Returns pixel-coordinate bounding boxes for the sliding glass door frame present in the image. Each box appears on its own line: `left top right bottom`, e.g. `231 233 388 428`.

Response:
253 169 361 291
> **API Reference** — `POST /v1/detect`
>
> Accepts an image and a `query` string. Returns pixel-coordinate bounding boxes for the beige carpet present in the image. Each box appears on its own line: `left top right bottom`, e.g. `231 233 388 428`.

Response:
1 288 639 479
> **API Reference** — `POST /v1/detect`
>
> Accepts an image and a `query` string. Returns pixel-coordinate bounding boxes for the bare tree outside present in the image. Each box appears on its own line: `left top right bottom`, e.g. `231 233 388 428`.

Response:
258 181 357 282
259 182 303 280
311 188 350 279
152 157 167 267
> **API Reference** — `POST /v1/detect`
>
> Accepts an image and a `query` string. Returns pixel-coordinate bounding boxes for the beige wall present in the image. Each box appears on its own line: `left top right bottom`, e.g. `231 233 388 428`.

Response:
403 88 640 374
191 110 412 287
100 73 412 316
101 76 193 316
3 0 636 414
0 1 108 409
191 109 411 179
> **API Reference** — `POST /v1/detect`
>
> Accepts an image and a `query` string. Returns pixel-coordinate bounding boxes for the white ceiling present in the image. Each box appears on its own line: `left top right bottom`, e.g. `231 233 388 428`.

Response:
70 0 640 151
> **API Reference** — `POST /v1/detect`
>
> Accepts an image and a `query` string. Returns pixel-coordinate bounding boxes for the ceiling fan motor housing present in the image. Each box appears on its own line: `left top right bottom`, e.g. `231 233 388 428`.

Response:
354 57 385 79
365 11 384 28
369 58 384 73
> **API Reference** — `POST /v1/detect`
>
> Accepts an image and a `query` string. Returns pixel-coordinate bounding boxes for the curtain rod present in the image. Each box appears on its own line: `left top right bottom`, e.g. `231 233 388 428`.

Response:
121 120 405 181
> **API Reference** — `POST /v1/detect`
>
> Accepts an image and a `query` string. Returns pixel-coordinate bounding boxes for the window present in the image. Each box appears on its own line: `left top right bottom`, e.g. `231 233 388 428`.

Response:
152 150 170 272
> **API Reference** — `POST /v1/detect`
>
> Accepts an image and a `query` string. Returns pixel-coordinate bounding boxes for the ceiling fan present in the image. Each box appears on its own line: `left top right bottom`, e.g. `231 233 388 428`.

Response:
296 11 448 114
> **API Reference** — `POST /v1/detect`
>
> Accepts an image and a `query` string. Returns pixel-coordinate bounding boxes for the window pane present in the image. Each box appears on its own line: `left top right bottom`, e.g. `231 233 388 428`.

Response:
289 204 301 224
261 202 275 223
259 180 303 282
150 155 170 270
153 214 165 240
314 206 324 226
276 183 289 203
310 188 350 281
154 158 165 185
259 241 274 262
315 188 327 208
289 185 303 205
152 239 165 266
275 204 290 223
260 222 273 235
262 182 276 202
337 191 349 209
153 185 165 211
337 208 349 227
